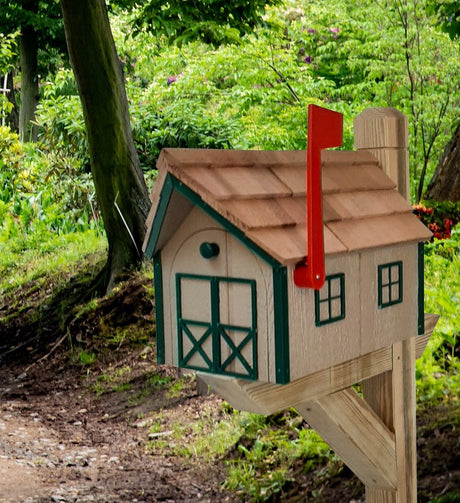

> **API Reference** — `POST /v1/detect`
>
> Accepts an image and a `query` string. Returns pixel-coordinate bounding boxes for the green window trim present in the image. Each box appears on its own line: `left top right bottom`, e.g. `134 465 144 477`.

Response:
314 273 346 327
378 261 403 309
176 273 258 380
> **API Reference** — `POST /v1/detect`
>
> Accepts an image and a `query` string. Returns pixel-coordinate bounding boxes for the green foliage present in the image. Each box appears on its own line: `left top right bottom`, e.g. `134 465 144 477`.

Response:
431 0 460 40
0 0 66 72
129 0 281 46
91 365 133 395
35 68 89 164
0 31 18 127
430 492 460 503
0 118 100 245
417 229 460 404
0 230 105 296
76 349 97 366
0 31 18 74
222 412 335 501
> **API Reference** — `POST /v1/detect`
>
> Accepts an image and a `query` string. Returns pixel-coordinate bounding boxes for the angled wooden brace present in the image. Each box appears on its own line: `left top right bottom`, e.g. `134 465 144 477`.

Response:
297 387 397 489
296 337 416 502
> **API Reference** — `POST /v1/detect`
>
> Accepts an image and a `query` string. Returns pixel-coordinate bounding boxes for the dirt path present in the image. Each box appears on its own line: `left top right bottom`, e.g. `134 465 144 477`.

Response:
0 359 237 503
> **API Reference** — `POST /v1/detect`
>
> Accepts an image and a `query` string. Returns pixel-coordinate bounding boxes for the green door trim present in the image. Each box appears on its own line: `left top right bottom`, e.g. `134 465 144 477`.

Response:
273 266 290 384
176 273 258 380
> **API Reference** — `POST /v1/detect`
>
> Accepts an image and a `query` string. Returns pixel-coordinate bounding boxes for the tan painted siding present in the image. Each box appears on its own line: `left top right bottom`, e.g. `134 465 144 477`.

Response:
288 244 419 379
160 207 275 382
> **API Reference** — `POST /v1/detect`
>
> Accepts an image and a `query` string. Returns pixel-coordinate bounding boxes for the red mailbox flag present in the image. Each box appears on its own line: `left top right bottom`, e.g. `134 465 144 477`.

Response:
294 104 343 289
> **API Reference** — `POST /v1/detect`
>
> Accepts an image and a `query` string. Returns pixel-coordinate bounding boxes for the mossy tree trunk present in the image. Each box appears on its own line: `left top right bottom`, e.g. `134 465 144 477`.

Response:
1 72 19 131
5 72 19 131
19 17 39 141
425 123 460 202
61 0 151 292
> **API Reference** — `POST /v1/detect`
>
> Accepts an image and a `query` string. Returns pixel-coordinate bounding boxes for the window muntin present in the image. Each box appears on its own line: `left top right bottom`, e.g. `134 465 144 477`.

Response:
378 261 403 308
314 273 345 326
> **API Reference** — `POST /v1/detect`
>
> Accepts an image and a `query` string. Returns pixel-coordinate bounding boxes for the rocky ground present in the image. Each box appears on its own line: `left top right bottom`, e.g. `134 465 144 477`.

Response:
0 349 239 503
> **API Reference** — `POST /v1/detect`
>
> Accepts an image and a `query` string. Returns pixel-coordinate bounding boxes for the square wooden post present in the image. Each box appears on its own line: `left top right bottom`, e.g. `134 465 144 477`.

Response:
364 337 417 502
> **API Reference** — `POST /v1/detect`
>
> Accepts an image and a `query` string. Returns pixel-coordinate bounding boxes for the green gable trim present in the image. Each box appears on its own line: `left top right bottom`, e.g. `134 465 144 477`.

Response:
418 242 425 335
144 175 174 259
273 266 290 384
171 174 280 268
154 252 165 364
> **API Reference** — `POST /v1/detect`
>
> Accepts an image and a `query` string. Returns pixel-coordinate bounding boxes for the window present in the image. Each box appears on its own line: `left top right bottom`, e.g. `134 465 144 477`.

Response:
315 273 345 326
378 261 403 308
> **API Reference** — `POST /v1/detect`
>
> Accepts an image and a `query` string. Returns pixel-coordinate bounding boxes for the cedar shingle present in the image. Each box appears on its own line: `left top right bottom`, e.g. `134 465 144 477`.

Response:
323 190 411 221
328 213 432 251
222 198 297 229
144 148 432 264
184 166 293 200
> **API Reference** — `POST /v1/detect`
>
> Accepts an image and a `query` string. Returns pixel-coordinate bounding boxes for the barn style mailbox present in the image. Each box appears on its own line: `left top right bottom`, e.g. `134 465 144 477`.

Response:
143 106 438 502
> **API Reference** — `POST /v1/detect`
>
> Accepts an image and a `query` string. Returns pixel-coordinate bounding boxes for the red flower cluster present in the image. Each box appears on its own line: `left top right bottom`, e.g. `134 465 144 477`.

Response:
413 203 455 240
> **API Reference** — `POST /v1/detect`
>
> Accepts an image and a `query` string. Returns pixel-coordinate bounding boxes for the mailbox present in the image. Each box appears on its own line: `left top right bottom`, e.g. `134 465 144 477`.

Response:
143 106 431 385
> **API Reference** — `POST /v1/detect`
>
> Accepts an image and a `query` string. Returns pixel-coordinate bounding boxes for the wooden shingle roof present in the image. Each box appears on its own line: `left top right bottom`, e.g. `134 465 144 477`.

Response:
144 148 432 265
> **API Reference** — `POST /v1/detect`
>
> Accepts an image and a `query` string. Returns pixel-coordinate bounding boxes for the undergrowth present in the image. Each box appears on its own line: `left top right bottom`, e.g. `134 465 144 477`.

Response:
417 228 460 406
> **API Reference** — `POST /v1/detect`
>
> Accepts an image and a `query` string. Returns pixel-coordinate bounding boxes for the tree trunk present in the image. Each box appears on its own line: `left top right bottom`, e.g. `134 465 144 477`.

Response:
5 72 19 131
425 123 460 202
61 0 151 292
19 23 39 141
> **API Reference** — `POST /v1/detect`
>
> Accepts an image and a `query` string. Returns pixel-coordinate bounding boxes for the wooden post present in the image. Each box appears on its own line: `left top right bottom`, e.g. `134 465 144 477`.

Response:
356 108 417 502
354 107 410 201
363 339 417 502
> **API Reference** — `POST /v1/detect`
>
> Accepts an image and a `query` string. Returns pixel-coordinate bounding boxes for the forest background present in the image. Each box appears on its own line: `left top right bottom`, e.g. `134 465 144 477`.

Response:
0 0 460 501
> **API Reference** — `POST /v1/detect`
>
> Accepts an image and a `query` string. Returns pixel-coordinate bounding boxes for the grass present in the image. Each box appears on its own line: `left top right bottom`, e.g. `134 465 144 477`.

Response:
145 403 337 501
91 365 133 395
0 229 106 297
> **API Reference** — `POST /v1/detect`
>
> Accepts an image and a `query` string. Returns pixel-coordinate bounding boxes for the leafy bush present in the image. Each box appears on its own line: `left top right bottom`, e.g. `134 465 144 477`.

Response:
35 68 89 166
129 93 237 169
0 32 18 121
129 0 280 46
0 125 100 243
417 229 460 404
